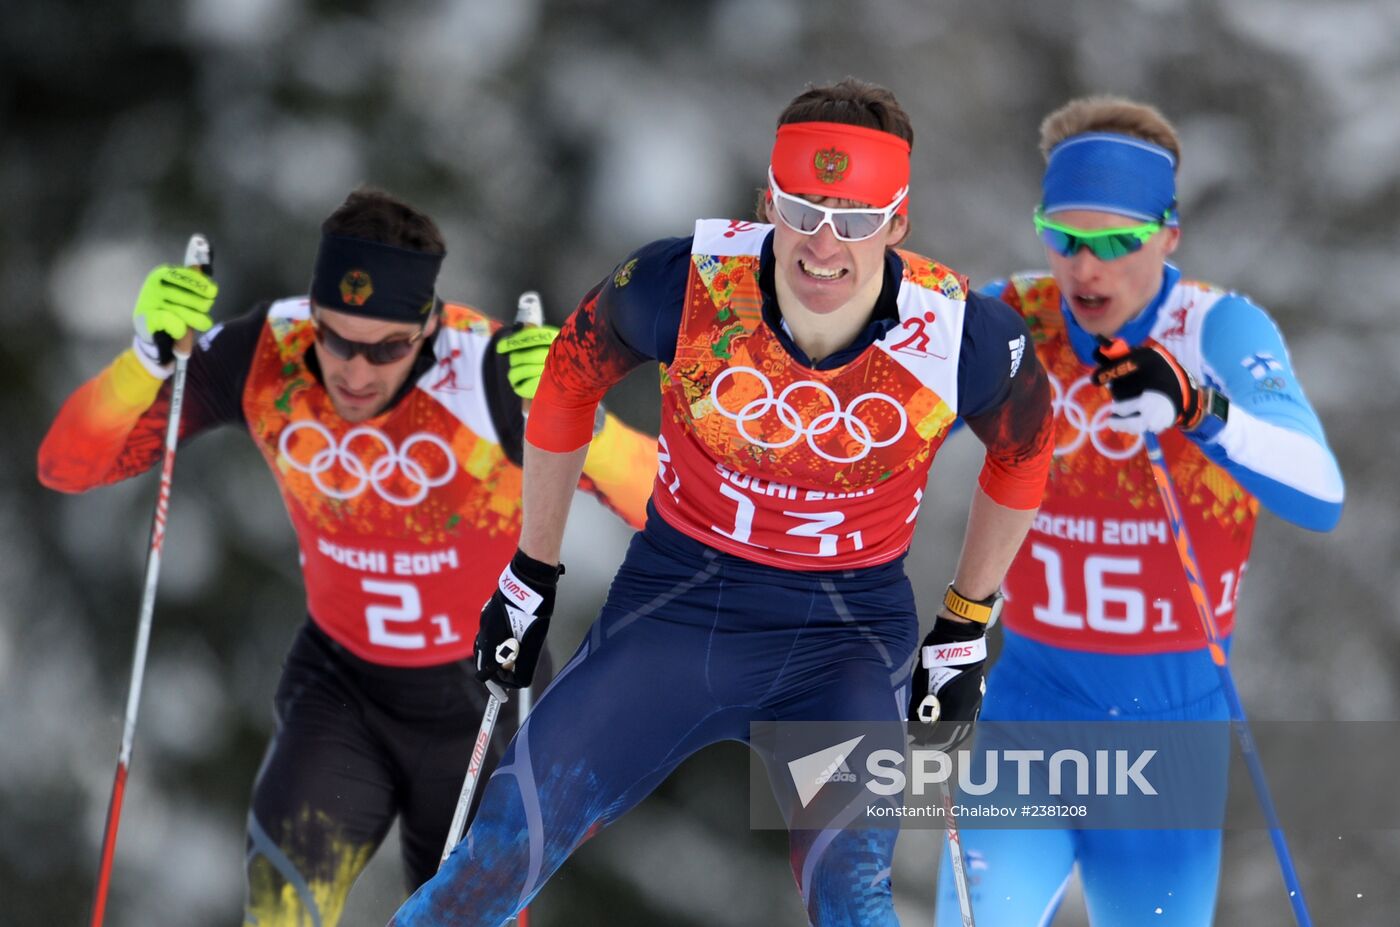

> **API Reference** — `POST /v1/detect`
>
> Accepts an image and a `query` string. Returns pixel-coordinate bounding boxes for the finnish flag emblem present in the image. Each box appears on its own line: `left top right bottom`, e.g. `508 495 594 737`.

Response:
1243 352 1283 380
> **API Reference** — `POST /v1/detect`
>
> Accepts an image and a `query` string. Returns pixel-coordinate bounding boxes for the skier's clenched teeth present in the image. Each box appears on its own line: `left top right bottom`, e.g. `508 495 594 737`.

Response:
799 259 846 280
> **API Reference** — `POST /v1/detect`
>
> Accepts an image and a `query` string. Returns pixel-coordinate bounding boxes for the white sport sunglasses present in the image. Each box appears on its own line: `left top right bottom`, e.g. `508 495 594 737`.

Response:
767 167 908 242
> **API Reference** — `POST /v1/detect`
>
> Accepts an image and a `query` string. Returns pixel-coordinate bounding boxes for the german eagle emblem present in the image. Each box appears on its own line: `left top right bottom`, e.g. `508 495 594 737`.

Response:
339 269 373 307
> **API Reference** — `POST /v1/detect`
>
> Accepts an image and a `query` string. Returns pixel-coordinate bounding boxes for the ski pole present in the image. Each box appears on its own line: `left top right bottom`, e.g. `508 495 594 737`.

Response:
439 639 518 867
90 234 213 927
514 290 544 329
517 683 534 734
512 289 544 414
940 781 976 927
1141 430 1312 925
1096 336 1312 924
512 679 536 927
439 293 547 921
506 291 543 927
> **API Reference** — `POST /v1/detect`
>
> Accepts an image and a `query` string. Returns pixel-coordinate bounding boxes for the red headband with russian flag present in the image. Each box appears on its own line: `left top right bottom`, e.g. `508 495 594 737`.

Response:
770 121 911 214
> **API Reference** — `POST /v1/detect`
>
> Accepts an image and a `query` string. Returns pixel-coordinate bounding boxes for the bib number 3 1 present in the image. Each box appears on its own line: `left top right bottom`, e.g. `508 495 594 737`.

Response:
712 484 865 558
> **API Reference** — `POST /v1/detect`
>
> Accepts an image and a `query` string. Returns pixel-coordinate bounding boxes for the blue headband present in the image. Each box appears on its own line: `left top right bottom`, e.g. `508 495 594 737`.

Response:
1041 132 1178 225
310 234 444 322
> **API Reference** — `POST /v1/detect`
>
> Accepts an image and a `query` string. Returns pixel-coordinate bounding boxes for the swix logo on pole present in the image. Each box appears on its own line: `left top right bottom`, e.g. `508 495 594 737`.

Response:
469 725 490 775
150 451 177 554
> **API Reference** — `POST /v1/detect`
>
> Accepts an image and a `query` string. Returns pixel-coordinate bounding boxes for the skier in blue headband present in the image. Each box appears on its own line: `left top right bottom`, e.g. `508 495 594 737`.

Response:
933 95 1342 927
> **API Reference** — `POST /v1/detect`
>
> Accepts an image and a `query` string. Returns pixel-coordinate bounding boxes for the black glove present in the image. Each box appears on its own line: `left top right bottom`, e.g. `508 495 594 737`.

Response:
475 550 563 689
1091 338 1209 434
908 617 987 750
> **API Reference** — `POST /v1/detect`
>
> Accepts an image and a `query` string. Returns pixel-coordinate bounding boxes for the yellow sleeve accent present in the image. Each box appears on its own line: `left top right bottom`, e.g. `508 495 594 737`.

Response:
579 413 657 530
108 348 166 411
37 349 166 492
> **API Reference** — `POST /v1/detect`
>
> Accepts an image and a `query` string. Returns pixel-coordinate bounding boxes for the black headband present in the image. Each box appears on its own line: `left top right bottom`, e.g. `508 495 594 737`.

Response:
309 233 444 322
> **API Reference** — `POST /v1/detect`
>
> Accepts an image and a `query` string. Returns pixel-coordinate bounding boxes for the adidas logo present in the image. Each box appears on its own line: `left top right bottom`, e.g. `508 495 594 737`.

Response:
788 736 864 807
1008 335 1026 378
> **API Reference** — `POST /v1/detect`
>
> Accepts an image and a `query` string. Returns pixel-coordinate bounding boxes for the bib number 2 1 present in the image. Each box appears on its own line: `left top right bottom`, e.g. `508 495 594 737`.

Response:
362 578 460 649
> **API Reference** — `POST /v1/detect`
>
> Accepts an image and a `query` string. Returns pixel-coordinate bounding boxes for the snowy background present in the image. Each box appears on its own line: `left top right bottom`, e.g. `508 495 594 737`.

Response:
3 0 1398 924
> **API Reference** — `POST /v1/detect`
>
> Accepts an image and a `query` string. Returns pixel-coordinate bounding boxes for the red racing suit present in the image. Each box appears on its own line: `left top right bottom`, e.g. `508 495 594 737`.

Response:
528 219 1055 568
39 297 655 666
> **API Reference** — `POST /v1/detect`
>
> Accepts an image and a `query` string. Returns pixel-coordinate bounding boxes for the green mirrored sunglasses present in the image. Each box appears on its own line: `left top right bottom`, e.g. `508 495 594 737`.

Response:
1033 208 1171 260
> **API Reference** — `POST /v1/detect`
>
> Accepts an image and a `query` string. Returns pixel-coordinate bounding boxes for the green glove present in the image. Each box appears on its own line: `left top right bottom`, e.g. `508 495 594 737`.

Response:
496 324 560 400
132 264 218 343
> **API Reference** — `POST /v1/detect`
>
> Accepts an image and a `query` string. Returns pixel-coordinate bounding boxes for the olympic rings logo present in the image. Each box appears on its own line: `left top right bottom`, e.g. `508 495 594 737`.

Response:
709 366 908 464
277 420 457 506
1049 372 1141 460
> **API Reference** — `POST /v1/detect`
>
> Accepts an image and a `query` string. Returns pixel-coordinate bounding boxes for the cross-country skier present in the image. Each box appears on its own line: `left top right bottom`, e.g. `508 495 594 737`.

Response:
390 78 1056 927
38 187 656 926
933 96 1344 926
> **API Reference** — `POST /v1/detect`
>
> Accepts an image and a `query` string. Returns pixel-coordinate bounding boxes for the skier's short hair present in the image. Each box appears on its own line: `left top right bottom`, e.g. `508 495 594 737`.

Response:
776 77 914 146
322 186 446 254
755 78 914 224
1039 96 1182 169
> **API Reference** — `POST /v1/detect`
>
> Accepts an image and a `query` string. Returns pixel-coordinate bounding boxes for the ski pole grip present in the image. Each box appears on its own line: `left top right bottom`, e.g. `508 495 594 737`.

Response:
512 293 545 415
917 694 941 725
1096 334 1130 359
169 233 215 360
184 233 213 275
495 637 521 672
1090 335 1136 387
515 291 544 327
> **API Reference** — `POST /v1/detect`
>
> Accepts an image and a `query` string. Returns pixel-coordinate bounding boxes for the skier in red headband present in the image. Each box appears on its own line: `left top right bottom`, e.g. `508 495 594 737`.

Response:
394 79 1056 927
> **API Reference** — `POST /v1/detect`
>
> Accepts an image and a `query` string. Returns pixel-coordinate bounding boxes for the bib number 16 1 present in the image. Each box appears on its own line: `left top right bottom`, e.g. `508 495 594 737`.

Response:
1029 542 1243 635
